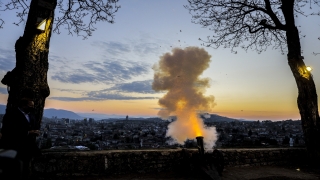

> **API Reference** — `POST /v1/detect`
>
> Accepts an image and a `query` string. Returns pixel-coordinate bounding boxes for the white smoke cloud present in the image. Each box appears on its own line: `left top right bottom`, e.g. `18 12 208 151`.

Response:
152 47 218 150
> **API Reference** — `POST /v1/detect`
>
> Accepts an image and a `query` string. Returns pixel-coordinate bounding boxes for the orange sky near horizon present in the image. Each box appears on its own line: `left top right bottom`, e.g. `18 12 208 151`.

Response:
0 93 303 120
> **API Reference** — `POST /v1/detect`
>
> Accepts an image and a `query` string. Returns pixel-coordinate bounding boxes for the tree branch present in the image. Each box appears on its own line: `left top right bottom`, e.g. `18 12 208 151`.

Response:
0 18 4 29
185 0 293 53
54 0 120 38
0 0 120 38
264 0 286 30
245 24 264 33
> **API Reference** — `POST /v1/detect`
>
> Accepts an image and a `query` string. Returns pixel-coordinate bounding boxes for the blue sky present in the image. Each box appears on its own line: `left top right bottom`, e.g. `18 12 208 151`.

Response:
0 0 319 120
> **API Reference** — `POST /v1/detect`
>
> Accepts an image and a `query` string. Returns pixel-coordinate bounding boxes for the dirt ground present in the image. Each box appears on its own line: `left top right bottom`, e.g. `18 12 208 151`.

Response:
33 165 320 180
221 166 320 180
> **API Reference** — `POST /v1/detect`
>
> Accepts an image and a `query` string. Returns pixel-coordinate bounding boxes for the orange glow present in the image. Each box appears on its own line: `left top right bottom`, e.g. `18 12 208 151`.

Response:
0 93 305 121
176 100 186 110
44 99 159 116
189 112 203 137
176 99 203 137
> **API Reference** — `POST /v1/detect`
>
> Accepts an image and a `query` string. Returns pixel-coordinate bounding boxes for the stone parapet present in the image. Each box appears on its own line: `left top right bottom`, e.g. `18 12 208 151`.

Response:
219 148 307 167
31 148 307 177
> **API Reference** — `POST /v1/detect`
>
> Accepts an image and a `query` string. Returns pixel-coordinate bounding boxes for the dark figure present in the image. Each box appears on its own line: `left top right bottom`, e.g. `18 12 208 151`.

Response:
0 97 41 178
212 149 224 176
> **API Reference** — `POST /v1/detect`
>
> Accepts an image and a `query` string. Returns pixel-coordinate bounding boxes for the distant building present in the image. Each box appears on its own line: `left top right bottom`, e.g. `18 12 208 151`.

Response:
89 118 94 123
62 118 70 124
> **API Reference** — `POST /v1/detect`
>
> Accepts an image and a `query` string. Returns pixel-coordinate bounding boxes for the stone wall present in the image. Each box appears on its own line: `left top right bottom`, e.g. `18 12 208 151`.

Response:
220 148 307 167
33 149 188 177
32 148 307 177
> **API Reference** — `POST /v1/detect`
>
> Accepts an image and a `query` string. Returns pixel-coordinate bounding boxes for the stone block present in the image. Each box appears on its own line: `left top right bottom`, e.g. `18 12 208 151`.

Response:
245 159 251 164
248 154 255 159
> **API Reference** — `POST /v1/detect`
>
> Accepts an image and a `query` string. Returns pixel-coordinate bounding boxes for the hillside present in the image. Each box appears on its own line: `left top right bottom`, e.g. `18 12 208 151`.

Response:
0 104 247 122
0 105 83 120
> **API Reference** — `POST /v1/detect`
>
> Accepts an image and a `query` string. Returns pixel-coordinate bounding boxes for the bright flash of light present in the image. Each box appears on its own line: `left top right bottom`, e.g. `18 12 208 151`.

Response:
306 66 312 71
189 113 203 137
176 100 203 137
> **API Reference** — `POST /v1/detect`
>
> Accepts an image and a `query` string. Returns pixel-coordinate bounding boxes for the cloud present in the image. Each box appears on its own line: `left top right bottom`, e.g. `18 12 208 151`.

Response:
51 79 159 101
0 48 15 72
53 80 157 95
85 60 149 81
130 32 172 57
49 55 69 70
131 40 162 57
51 59 150 84
49 93 156 101
52 88 87 94
49 97 95 101
0 87 8 94
49 35 171 84
92 41 131 56
49 55 68 64
51 69 98 84
93 33 170 59
87 91 156 100
108 80 155 93
89 79 159 99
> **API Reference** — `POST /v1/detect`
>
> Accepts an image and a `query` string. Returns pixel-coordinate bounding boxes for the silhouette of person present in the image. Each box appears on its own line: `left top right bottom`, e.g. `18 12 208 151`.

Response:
0 97 41 178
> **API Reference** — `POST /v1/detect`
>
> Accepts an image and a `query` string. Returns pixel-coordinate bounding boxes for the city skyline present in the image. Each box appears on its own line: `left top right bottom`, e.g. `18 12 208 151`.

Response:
0 0 320 120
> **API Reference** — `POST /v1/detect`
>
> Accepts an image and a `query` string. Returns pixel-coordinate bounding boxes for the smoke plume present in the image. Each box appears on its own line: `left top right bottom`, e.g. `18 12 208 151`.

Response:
152 47 218 150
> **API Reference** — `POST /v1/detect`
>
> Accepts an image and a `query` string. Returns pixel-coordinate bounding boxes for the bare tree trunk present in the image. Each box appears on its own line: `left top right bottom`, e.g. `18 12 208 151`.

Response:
1 0 56 127
282 0 320 160
287 28 320 160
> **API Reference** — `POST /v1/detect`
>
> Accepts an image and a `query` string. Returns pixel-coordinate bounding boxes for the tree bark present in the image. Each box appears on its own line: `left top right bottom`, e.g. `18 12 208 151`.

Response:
282 0 320 160
1 0 56 127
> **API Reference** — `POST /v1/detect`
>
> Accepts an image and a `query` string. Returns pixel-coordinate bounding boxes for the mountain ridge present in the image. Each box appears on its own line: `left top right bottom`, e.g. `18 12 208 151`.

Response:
0 104 83 120
0 104 248 121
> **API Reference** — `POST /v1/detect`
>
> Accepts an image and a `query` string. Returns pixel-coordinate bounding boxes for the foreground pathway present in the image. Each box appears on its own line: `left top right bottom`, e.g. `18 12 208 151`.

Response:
222 166 320 180
33 166 320 180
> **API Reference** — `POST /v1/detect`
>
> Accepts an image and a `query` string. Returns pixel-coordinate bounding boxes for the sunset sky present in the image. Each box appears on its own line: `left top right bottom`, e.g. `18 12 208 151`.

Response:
0 0 319 120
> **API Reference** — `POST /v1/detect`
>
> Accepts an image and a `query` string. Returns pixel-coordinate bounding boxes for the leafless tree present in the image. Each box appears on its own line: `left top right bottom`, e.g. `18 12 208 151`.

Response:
0 0 120 38
185 0 320 159
0 0 120 127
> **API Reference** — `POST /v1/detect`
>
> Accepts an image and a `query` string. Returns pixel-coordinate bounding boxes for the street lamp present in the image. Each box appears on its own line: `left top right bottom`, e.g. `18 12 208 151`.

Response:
306 66 312 72
36 18 47 32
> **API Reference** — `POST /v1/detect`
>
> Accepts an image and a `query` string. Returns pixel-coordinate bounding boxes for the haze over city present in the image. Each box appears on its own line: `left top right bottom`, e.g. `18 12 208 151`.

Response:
0 0 320 121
